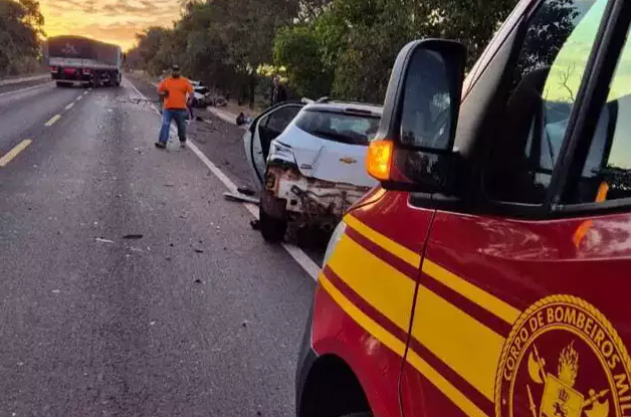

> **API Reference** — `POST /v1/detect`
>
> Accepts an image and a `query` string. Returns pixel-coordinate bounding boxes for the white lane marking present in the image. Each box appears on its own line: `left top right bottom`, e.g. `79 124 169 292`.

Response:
77 96 83 102
0 82 52 99
83 91 88 96
45 114 61 127
65 102 75 110
0 139 32 167
124 78 320 281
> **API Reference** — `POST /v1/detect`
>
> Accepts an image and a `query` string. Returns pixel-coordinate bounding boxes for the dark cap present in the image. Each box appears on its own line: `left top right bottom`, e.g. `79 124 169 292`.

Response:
172 64 181 71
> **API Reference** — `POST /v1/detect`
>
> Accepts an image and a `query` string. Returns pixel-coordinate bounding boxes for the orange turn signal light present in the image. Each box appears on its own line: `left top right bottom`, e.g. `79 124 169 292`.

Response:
366 140 394 181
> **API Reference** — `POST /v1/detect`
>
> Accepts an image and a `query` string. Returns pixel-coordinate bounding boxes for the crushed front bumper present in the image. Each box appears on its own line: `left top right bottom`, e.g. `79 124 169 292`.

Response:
265 166 371 227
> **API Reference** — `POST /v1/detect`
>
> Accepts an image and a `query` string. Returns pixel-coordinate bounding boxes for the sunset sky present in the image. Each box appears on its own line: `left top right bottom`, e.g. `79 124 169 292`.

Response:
40 0 181 51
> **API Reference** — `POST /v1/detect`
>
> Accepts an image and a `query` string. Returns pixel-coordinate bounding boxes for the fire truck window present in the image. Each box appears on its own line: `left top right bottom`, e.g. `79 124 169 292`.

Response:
484 0 609 205
568 26 631 204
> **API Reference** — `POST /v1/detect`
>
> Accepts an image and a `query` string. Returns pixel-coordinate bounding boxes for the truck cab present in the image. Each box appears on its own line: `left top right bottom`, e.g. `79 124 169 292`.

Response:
296 0 631 416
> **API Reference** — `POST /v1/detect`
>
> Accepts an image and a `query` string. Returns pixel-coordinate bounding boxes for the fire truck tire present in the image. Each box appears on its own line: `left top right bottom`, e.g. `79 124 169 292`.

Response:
340 414 373 417
259 207 287 243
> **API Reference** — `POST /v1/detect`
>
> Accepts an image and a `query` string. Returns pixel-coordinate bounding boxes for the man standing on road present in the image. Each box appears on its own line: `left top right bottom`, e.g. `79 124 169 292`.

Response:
270 75 287 106
155 65 193 149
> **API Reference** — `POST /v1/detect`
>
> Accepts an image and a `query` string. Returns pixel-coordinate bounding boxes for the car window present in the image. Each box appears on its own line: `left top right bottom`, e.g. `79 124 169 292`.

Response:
567 25 631 204
484 0 610 205
264 106 301 134
294 110 380 146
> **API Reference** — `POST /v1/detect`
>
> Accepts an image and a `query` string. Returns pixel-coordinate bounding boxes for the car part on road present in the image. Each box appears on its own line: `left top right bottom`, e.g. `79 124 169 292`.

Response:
223 192 260 205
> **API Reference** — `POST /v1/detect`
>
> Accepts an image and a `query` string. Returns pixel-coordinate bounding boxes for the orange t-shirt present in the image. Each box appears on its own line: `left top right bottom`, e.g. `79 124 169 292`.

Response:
158 77 194 110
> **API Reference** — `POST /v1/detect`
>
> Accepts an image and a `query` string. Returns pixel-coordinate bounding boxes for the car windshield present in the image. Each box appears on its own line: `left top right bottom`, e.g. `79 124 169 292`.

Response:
294 110 380 145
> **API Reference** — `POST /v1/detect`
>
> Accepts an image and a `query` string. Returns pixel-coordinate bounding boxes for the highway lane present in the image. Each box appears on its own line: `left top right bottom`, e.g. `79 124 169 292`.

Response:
0 80 315 415
0 81 80 157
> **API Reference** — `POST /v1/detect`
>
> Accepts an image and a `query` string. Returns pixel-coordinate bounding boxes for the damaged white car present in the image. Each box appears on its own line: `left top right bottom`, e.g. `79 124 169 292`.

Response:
243 100 381 242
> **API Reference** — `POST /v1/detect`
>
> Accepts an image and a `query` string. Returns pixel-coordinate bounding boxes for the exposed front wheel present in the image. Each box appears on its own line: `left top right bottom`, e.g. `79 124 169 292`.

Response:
259 205 287 243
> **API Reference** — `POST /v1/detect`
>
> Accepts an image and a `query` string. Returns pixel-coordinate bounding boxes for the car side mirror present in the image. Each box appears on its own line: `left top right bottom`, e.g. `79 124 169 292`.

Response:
367 39 467 195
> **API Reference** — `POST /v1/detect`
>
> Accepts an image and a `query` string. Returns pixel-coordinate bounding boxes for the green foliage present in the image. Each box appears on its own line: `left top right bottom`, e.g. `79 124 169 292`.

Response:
273 25 332 98
132 0 521 105
0 0 44 76
274 0 519 103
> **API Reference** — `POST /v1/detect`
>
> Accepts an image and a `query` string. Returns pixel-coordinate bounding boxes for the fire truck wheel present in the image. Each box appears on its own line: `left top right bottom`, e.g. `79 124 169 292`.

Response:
259 206 287 243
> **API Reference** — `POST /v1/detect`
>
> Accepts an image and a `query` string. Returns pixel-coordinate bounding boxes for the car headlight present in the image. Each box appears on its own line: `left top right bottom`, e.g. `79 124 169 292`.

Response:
323 221 347 269
269 141 296 164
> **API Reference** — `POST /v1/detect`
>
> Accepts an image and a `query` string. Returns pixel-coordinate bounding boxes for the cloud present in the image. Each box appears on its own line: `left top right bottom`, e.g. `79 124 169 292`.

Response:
41 0 179 50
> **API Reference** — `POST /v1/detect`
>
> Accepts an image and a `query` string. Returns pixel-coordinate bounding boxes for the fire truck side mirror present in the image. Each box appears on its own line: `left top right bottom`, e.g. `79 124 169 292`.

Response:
368 39 467 195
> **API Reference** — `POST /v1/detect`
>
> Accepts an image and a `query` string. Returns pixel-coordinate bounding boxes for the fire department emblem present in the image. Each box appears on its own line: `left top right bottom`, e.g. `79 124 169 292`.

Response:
495 296 631 417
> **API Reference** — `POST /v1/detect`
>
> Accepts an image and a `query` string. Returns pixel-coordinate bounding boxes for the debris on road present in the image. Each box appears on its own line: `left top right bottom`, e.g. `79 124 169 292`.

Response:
194 248 204 254
224 192 259 205
194 279 202 284
95 238 114 244
250 220 260 231
237 186 256 196
123 234 144 240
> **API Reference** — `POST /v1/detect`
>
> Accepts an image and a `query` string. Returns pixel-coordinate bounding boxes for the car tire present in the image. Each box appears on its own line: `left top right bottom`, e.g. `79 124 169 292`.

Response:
259 205 287 243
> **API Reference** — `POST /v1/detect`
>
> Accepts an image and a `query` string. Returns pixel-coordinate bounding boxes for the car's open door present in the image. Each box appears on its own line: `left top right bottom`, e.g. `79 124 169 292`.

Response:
243 102 304 188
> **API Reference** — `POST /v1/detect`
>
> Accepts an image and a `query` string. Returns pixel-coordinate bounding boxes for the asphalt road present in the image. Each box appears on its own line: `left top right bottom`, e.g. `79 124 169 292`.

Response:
0 77 315 416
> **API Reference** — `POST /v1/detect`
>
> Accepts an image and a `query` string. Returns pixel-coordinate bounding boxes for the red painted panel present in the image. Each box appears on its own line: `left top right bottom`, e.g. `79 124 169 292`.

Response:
350 190 434 255
312 286 403 417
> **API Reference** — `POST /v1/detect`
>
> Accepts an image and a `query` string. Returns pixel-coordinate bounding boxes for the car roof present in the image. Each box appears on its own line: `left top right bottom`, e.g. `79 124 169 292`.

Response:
303 101 382 117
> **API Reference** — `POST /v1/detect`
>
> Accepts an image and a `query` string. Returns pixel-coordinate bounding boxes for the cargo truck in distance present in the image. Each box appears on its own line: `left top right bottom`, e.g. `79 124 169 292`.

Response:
44 36 123 88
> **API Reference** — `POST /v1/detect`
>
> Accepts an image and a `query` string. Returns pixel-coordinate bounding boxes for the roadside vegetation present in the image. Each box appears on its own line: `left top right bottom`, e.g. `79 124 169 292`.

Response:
130 0 519 106
0 0 44 77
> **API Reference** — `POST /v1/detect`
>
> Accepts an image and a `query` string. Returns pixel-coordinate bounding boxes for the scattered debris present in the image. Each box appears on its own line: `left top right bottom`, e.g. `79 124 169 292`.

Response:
237 186 256 196
52 289 60 294
150 321 156 326
96 238 114 244
242 320 249 328
250 220 260 231
169 243 174 247
224 192 260 205
194 248 204 254
163 184 175 188
130 247 144 253
123 234 143 240
194 279 202 284
165 257 172 262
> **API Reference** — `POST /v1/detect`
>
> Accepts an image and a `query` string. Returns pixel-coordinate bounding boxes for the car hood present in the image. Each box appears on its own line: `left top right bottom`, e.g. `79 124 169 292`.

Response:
272 124 377 188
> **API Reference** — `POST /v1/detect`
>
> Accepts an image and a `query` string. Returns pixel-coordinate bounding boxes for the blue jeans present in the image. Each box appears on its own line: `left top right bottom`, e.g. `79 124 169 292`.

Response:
158 109 187 144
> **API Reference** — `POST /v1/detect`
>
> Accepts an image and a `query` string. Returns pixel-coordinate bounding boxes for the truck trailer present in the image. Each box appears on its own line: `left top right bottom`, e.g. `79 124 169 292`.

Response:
45 36 123 88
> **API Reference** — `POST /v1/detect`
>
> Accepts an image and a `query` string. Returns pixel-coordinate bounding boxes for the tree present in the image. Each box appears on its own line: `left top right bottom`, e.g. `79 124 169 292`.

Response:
0 0 44 76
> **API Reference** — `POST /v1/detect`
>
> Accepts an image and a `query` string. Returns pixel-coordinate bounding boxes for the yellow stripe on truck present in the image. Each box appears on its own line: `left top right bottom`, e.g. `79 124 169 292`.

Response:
328 234 417 333
411 284 505 401
319 273 406 357
422 260 521 325
345 215 421 267
320 272 491 417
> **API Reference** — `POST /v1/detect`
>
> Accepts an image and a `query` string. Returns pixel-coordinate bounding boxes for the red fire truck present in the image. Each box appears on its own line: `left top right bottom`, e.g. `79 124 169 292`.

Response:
296 0 631 416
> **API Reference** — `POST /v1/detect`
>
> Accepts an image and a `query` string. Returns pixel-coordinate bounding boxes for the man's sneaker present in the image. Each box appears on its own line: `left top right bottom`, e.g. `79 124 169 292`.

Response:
155 142 166 149
180 141 187 149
